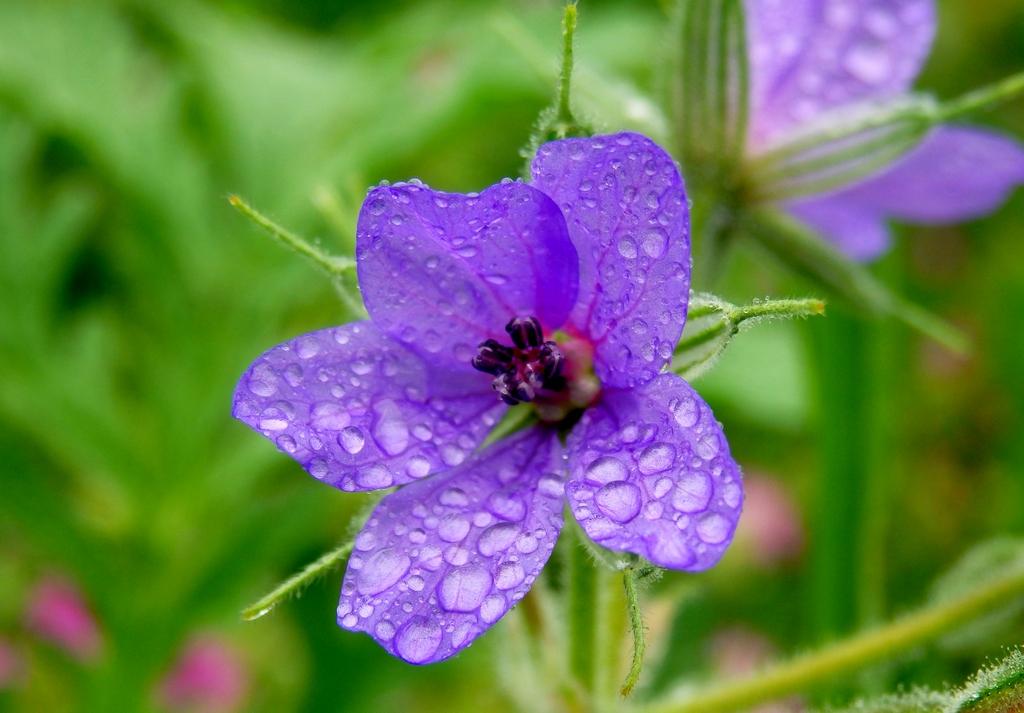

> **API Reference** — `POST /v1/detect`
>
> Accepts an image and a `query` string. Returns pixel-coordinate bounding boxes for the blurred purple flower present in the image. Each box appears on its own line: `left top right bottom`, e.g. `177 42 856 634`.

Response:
25 575 103 663
233 132 744 664
157 635 249 713
746 0 1024 260
0 637 24 689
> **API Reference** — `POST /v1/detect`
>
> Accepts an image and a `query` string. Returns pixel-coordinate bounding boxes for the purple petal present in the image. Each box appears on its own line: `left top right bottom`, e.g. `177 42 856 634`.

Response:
337 427 566 664
356 181 579 373
746 0 936 148
531 133 690 389
565 374 743 571
787 126 1024 259
232 321 505 491
786 194 891 261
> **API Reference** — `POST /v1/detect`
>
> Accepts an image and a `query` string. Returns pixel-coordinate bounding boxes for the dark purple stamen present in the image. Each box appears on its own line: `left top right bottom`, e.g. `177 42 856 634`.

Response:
473 317 566 405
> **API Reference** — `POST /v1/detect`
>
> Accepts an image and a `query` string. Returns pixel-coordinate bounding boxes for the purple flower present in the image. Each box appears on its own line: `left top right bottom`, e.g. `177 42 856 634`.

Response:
746 0 1024 260
233 132 743 664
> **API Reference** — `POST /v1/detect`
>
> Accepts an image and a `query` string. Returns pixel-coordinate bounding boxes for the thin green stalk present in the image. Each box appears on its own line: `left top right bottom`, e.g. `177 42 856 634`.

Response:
229 195 355 276
556 3 579 127
639 568 1024 713
242 541 354 621
940 68 1024 120
568 522 599 699
621 565 647 697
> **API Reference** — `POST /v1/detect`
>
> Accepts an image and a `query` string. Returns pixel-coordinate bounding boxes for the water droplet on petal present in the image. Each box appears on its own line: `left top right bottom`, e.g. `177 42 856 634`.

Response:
494 562 525 590
696 434 720 460
537 474 565 498
356 464 392 489
339 426 366 454
672 397 699 427
480 594 506 624
617 236 638 259
584 457 628 485
407 456 431 478
396 618 442 663
437 566 492 612
439 488 470 508
638 443 676 474
357 548 411 595
375 620 395 640
486 491 526 521
311 402 351 430
478 522 520 556
696 512 732 544
640 227 668 258
595 481 642 523
373 400 409 456
437 514 470 542
673 471 713 513
258 407 289 431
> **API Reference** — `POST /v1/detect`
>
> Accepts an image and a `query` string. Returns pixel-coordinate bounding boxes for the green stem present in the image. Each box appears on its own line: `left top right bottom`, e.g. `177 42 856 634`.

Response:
556 3 579 127
567 522 598 700
621 565 647 697
940 68 1024 120
241 540 354 621
639 568 1024 713
229 195 355 276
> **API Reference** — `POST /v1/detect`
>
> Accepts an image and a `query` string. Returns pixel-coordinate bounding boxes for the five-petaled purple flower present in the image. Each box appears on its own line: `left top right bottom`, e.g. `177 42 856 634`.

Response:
233 133 743 664
747 0 1024 260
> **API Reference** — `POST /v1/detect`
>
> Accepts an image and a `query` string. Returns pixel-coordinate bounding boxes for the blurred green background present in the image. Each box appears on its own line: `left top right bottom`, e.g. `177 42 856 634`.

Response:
1 0 1023 711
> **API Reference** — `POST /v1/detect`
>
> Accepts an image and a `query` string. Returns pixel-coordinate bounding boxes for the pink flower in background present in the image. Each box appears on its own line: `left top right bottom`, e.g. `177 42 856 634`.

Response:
157 635 249 713
25 575 103 662
733 475 803 568
709 627 803 713
0 637 24 689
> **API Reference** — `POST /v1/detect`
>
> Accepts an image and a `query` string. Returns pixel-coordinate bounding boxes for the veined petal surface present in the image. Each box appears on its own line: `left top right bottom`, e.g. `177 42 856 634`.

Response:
356 181 579 373
531 133 690 389
565 374 743 570
337 427 566 664
746 0 936 149
232 321 504 491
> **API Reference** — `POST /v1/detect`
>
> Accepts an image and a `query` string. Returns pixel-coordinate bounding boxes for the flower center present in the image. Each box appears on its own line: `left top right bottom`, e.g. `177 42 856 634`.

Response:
472 317 566 405
472 317 601 422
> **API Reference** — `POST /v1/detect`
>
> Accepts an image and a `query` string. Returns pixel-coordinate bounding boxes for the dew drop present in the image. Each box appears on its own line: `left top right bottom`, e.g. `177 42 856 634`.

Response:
477 523 520 556
617 236 638 259
480 594 506 624
584 456 628 485
375 620 396 640
437 514 471 542
356 464 393 489
696 434 720 460
640 227 668 258
437 566 492 612
396 618 442 663
486 491 526 522
696 512 732 544
672 471 713 513
357 548 411 595
311 402 351 430
439 487 470 508
595 481 642 523
373 401 409 456
494 562 525 590
537 474 565 498
258 407 289 431
407 456 431 478
638 442 676 474
339 426 366 454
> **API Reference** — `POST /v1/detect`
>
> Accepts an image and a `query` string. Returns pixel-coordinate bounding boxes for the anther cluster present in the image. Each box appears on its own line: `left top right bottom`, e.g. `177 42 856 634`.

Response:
472 317 565 405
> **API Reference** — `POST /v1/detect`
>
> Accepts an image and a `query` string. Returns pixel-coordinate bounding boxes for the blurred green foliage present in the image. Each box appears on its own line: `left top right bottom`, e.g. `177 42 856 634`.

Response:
0 0 1023 711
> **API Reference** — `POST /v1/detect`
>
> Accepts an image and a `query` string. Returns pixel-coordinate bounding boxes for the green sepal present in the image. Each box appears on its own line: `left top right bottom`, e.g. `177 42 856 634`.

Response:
674 292 825 380
955 650 1024 713
664 0 749 188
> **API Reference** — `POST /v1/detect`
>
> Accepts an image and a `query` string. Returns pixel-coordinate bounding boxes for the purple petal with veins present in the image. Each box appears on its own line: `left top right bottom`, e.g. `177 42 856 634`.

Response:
356 181 579 374
232 321 505 491
531 132 690 389
746 0 936 149
565 374 743 571
337 427 566 664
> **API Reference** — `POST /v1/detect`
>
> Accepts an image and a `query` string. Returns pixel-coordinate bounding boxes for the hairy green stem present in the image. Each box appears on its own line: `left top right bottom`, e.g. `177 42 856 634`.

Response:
229 195 355 275
242 541 354 621
639 568 1024 713
621 565 647 697
556 3 578 127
